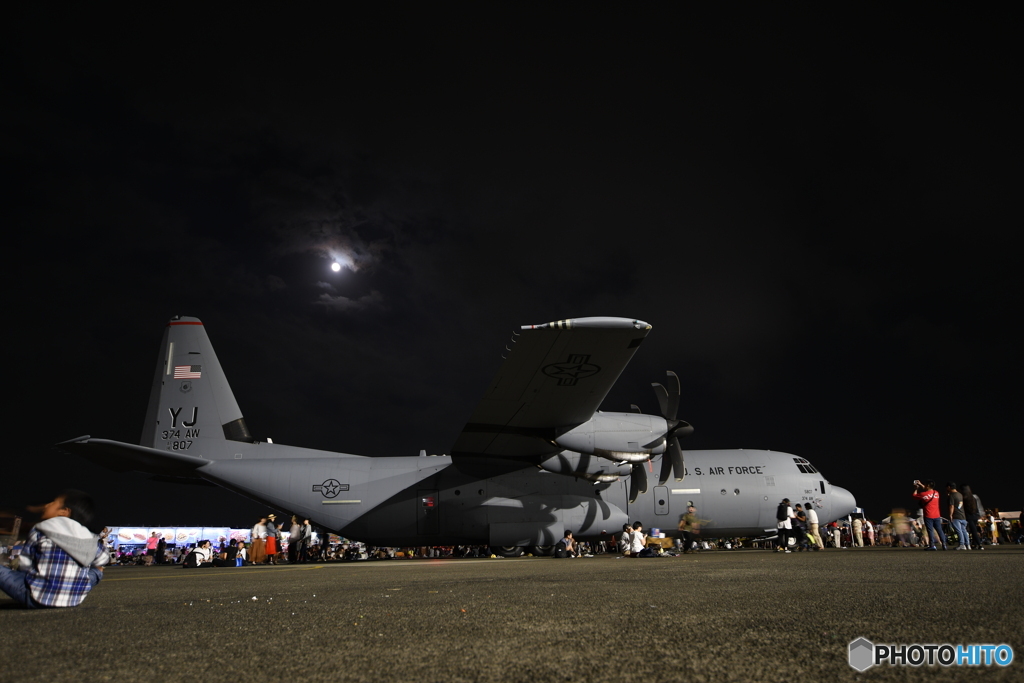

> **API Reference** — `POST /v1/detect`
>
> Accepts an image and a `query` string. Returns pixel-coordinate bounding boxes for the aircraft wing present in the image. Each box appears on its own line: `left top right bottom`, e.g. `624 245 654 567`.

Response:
56 435 210 476
451 317 651 459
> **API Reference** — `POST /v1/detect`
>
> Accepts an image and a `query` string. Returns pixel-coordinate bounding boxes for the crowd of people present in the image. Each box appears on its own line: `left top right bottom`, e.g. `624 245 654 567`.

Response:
106 514 327 568
766 481 1022 552
885 480 1019 549
104 512 716 565
3 483 1021 610
772 498 824 552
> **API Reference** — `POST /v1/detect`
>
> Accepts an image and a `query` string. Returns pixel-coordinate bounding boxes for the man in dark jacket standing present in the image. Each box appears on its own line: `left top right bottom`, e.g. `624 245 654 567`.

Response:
961 484 984 550
947 482 969 550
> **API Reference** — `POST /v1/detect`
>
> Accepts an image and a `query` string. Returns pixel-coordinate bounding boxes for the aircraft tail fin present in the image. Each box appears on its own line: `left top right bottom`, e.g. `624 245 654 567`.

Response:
140 316 252 450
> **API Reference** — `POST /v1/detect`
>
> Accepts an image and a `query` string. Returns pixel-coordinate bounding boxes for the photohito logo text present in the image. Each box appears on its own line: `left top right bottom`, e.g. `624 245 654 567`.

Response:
848 638 1014 672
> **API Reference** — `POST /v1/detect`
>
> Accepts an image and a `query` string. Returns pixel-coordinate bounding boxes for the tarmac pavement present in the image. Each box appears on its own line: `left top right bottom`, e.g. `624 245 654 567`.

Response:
2 546 1022 682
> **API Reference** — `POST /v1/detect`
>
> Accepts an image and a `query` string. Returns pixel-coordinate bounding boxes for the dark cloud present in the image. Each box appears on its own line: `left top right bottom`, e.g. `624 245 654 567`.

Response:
253 170 398 274
315 290 385 312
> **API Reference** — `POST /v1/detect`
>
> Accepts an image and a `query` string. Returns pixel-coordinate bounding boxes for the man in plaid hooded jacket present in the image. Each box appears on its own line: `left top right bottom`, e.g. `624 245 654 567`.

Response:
0 490 109 608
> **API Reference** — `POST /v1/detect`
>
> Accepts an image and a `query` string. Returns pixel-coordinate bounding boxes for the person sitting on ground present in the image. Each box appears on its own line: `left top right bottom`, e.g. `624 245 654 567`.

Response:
184 540 215 568
554 530 578 558
630 522 655 557
619 523 633 557
0 489 109 608
213 540 241 567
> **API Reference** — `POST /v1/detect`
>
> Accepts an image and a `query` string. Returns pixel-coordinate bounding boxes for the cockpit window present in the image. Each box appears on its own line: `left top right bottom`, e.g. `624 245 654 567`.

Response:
793 457 819 474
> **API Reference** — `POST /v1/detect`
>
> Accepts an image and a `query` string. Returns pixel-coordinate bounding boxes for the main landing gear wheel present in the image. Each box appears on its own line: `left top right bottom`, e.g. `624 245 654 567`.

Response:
530 545 554 556
490 546 525 558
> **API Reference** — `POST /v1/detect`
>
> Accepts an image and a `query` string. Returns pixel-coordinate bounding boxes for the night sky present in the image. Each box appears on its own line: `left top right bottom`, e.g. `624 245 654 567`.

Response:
4 10 1018 530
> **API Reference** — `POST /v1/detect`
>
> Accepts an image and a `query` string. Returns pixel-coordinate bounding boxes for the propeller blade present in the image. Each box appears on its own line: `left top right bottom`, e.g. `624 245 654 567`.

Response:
664 371 680 421
674 421 694 438
665 370 680 395
643 418 692 450
628 468 640 503
648 371 691 480
642 434 666 450
658 450 673 486
651 382 669 419
668 436 685 482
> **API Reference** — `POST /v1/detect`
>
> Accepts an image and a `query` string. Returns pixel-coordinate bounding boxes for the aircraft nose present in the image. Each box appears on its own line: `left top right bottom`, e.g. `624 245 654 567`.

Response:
829 485 858 520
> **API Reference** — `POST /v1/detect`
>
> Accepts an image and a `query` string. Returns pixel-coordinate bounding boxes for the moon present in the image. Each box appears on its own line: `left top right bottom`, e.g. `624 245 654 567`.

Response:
331 262 341 272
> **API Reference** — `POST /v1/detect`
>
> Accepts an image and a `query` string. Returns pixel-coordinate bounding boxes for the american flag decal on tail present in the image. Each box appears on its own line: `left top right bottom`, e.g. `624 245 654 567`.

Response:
174 365 202 379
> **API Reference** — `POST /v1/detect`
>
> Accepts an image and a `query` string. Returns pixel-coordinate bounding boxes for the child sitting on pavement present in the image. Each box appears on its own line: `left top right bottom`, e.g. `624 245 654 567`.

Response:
0 489 109 608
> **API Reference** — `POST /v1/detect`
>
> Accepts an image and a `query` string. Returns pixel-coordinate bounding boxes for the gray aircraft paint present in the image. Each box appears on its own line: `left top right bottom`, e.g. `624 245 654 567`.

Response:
61 316 857 551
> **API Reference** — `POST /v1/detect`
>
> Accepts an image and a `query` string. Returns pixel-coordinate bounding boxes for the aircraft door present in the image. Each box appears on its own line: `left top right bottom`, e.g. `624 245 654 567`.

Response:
757 475 779 530
417 489 439 535
654 486 669 516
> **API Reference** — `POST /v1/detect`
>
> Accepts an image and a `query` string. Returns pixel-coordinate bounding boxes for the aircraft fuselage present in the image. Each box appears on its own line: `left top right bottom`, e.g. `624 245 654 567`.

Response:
195 441 855 548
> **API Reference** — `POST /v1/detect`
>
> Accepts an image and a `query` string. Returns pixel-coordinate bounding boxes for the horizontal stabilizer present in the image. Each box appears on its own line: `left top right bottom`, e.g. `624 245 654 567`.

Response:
56 436 210 476
148 474 218 487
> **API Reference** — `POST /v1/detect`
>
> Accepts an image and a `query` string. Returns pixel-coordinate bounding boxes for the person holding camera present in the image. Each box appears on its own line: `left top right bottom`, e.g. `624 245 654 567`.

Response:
912 479 947 551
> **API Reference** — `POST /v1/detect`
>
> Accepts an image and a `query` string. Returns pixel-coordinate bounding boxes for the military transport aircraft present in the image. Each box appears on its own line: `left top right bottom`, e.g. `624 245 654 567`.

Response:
60 316 857 555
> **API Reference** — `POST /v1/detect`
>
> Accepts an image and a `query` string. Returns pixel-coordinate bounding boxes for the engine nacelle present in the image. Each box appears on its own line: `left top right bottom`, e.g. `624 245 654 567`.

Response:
537 451 631 482
553 412 668 462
